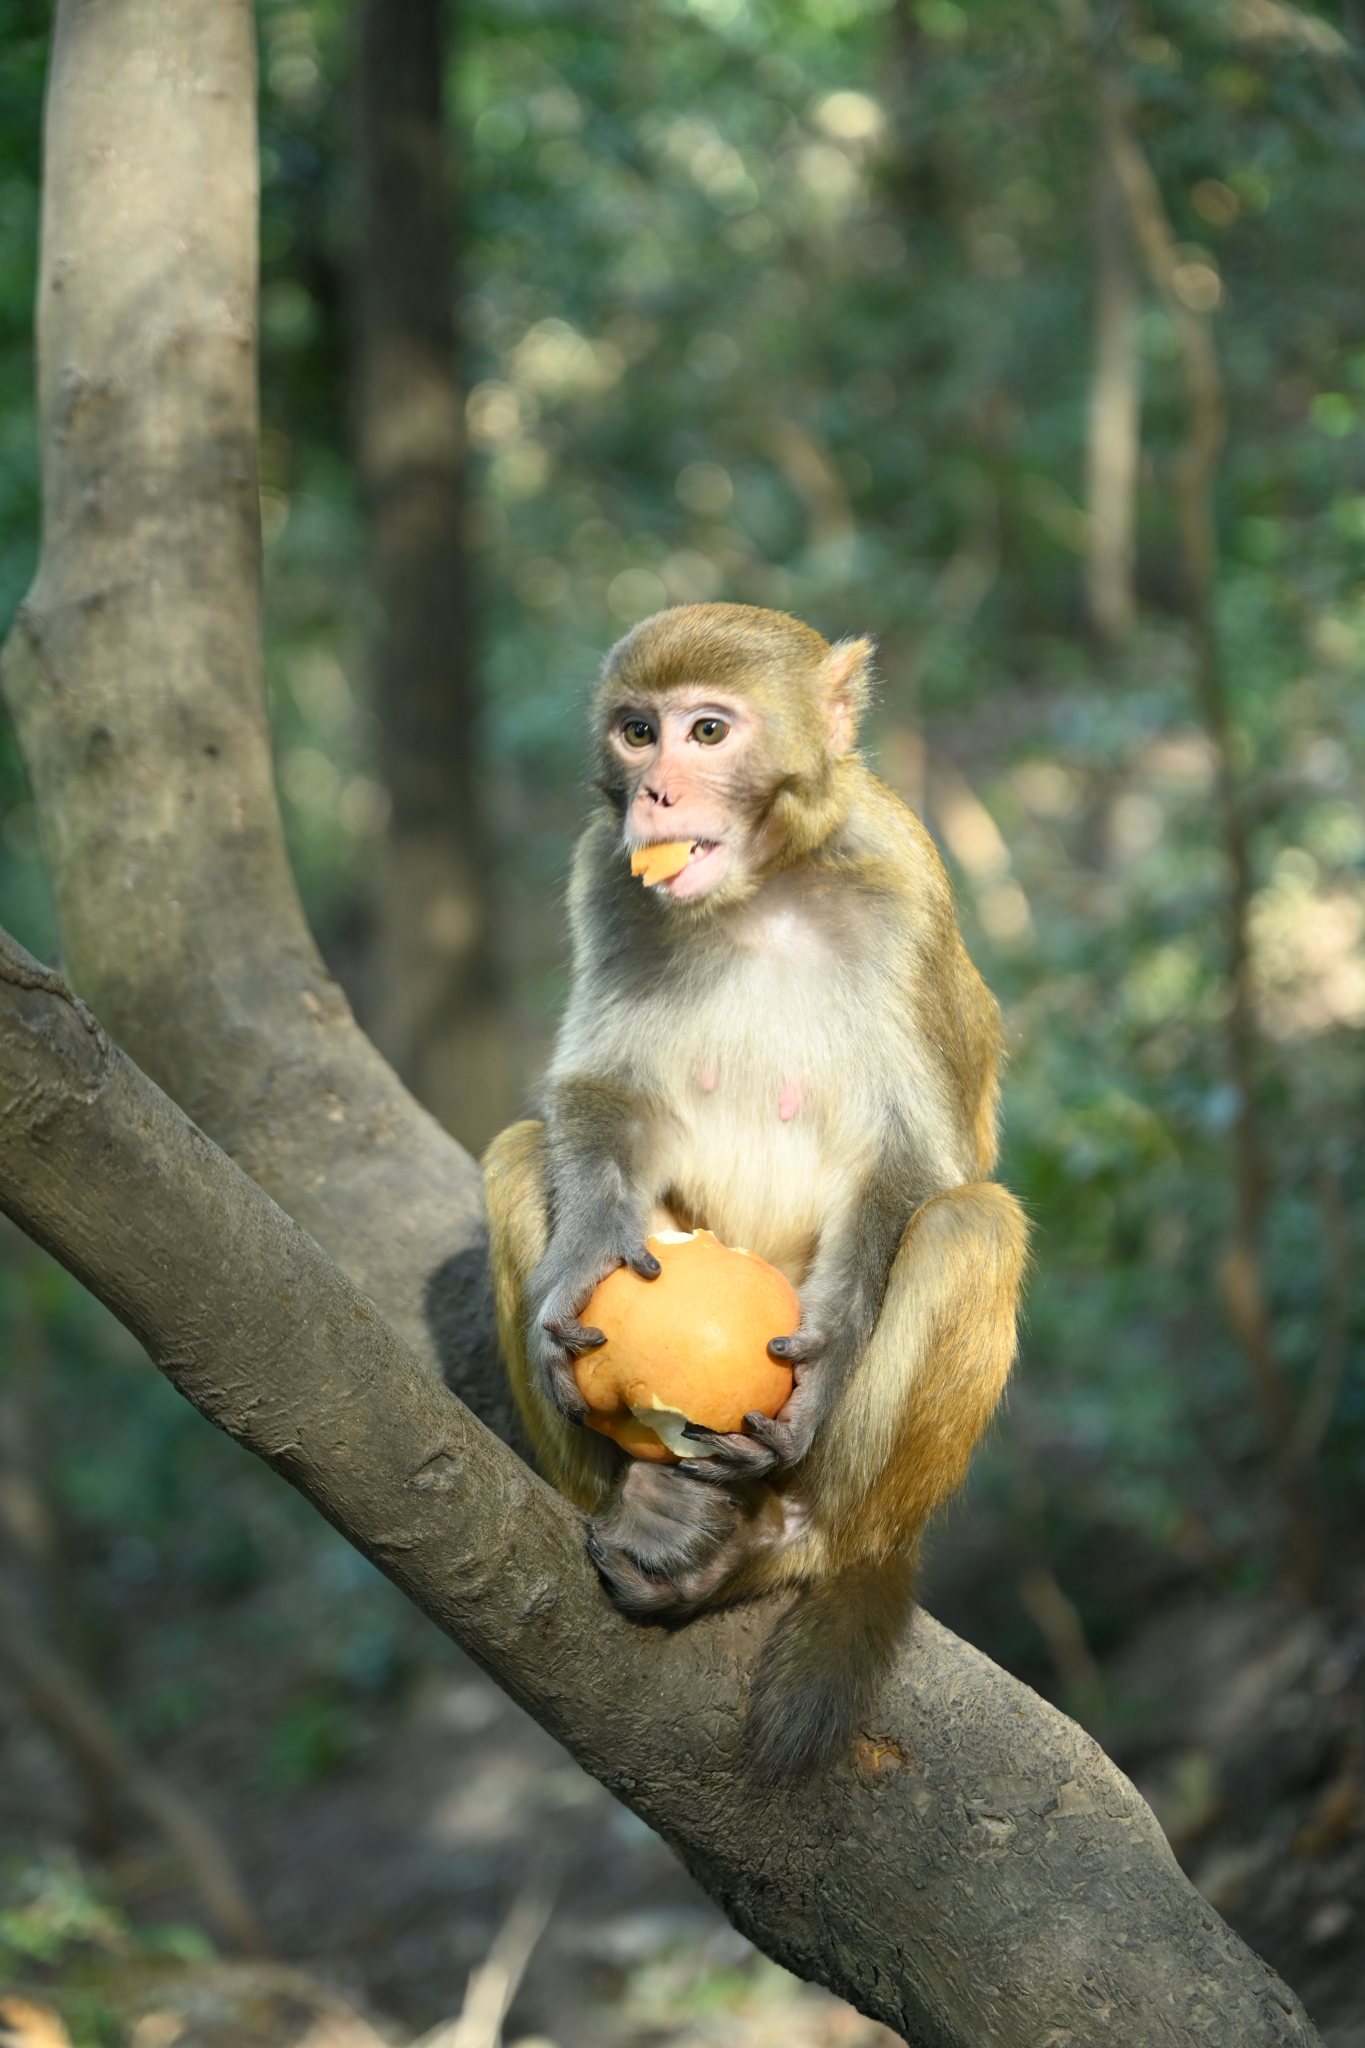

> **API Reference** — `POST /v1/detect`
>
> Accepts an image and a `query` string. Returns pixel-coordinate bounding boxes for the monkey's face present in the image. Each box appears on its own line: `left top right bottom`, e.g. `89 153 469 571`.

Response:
594 604 874 904
606 696 760 904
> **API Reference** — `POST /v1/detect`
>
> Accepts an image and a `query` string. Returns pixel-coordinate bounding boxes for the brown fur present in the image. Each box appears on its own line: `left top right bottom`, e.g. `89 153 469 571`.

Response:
484 1119 617 1510
482 603 1029 1776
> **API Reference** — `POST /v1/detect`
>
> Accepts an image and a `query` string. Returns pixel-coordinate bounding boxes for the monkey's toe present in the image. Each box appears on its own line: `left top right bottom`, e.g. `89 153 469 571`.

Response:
587 1465 746 1617
586 1522 739 1619
590 1474 738 1576
585 1525 680 1615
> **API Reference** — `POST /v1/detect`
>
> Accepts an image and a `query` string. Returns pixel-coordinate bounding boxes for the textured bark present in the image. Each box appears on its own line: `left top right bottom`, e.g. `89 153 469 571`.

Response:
353 0 512 1153
0 0 508 1437
0 929 1322 2048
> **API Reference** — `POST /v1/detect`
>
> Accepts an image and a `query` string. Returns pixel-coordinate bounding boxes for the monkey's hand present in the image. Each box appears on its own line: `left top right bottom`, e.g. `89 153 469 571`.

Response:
677 1327 827 1483
528 1228 661 1425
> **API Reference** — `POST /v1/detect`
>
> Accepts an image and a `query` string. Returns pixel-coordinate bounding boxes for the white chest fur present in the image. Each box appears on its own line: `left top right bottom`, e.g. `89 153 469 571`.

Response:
643 894 881 1279
554 881 965 1283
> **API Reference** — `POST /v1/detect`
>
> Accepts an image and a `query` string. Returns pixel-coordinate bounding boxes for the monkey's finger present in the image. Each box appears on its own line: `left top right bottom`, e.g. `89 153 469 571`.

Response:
624 1245 662 1280
536 1372 589 1426
679 1422 726 1451
681 1422 765 1453
743 1410 803 1461
678 1426 776 1480
768 1328 824 1365
544 1316 608 1355
544 1358 591 1420
678 1456 763 1487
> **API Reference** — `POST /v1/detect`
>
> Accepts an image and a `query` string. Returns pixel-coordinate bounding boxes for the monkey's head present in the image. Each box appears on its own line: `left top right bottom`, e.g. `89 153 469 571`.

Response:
594 602 873 906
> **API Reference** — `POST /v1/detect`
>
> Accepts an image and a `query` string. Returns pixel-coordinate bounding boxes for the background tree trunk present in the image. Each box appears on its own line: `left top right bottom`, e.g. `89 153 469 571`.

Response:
1085 89 1140 641
1099 64 1322 1599
353 0 512 1154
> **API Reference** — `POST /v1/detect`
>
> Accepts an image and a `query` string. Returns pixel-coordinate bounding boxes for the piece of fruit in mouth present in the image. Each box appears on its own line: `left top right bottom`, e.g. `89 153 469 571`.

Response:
631 840 700 887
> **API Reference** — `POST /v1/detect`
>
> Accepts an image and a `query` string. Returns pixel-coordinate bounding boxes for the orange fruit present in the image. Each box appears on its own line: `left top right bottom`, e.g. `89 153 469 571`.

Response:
630 840 692 886
575 1230 798 1462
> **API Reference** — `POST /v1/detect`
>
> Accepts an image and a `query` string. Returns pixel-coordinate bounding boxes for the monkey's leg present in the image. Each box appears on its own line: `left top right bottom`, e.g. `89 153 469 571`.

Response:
745 1180 1029 1779
482 1119 618 1511
484 1122 755 1600
815 1178 1029 1551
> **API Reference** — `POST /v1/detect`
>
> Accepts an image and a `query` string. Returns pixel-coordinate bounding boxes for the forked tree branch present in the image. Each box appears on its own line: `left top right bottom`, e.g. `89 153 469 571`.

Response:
0 928 1320 2046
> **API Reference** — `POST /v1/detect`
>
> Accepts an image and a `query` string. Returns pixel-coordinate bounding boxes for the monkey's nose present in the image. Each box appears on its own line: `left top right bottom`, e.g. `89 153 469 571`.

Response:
642 783 675 808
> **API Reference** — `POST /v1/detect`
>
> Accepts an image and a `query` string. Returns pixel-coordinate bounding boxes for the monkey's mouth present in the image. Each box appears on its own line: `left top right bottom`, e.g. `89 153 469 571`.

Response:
663 838 730 900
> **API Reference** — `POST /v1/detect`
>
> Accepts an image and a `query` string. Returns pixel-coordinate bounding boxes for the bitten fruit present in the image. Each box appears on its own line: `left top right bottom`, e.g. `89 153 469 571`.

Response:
630 840 693 887
575 1229 798 1461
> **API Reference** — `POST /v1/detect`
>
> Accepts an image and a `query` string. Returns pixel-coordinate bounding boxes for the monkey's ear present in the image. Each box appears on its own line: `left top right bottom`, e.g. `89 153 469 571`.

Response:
823 637 874 755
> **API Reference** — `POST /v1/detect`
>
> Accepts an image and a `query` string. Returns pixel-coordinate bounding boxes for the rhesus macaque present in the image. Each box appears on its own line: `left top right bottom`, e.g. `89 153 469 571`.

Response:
484 603 1028 1776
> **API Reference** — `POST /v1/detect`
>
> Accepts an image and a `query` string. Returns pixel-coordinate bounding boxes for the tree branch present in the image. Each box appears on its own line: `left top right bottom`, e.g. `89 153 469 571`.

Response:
1085 55 1141 641
0 927 1321 2046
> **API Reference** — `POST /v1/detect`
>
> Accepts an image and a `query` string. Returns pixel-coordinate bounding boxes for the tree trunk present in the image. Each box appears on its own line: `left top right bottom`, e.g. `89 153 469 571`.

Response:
0 0 510 1439
353 0 512 1154
1085 92 1140 640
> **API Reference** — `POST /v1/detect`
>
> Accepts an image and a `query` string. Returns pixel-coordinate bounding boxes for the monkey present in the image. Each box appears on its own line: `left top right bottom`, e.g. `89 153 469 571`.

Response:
482 601 1028 1777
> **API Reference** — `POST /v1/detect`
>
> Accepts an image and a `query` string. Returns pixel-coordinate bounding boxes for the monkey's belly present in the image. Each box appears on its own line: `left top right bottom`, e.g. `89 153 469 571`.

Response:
654 1111 829 1287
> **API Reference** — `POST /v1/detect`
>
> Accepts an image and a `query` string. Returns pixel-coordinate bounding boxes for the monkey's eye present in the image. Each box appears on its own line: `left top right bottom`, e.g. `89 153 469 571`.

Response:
691 716 730 746
620 718 657 749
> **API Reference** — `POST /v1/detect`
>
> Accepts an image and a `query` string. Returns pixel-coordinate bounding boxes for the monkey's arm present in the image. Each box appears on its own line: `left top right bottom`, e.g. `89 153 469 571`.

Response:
680 1148 920 1482
526 1072 663 1423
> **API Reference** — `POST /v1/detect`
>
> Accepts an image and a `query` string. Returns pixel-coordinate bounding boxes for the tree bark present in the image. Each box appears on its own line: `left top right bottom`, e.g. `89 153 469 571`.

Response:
0 0 509 1439
353 0 512 1154
0 927 1322 2048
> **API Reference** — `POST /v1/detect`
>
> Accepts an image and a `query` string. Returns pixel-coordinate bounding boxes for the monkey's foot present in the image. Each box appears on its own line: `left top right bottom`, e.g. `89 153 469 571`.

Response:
586 1464 743 1617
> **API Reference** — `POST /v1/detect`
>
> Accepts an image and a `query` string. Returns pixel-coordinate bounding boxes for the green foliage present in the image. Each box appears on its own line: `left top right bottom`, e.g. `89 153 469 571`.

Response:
0 1853 214 2045
0 1857 126 1970
261 1686 365 1789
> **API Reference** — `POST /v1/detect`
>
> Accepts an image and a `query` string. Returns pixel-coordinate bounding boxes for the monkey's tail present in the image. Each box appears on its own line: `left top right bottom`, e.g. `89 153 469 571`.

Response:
743 1552 918 1781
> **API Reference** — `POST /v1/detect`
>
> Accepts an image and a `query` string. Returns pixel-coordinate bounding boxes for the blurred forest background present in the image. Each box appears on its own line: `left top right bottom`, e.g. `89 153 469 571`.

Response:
1 0 1362 2044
